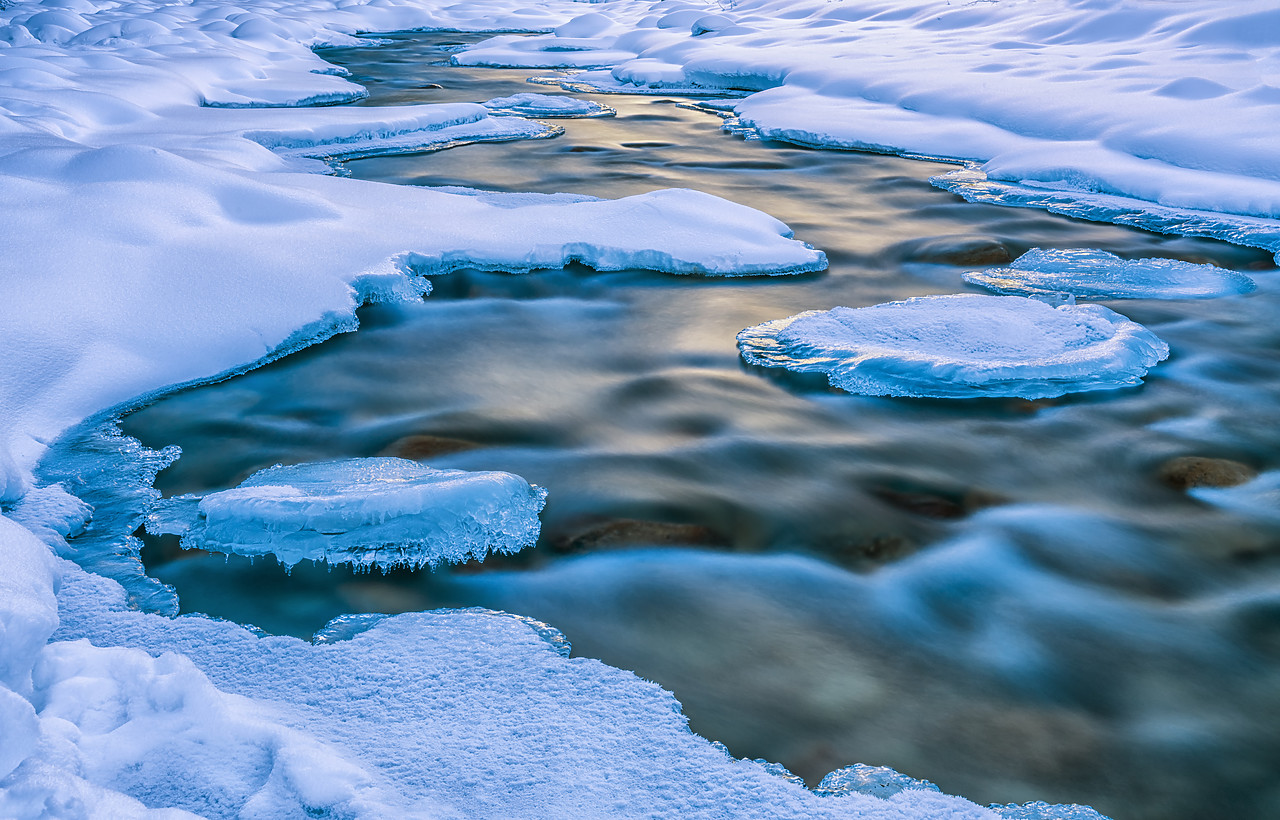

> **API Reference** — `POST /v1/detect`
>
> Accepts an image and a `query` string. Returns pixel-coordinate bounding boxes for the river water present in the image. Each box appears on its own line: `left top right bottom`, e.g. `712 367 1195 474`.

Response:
107 32 1280 820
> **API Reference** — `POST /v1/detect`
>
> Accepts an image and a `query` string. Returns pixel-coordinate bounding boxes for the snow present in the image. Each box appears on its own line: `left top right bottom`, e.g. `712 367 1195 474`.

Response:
28 558 1007 819
3 0 1271 814
475 0 1280 249
737 295 1170 399
964 248 1256 301
147 458 548 570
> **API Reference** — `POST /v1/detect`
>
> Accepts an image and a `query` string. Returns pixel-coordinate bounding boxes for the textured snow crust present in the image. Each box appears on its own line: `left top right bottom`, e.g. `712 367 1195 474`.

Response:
737 295 1170 399
965 249 1256 301
15 556 1006 820
148 458 547 569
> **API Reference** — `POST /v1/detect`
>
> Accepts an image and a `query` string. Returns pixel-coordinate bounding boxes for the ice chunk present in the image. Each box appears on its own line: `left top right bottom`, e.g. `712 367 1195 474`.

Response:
990 802 1111 820
482 92 614 118
148 457 547 570
737 294 1169 399
965 248 1255 300
933 168 1280 255
815 763 940 799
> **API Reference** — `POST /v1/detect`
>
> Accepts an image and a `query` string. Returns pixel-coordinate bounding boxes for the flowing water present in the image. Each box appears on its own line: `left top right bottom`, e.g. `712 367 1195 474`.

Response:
97 32 1280 819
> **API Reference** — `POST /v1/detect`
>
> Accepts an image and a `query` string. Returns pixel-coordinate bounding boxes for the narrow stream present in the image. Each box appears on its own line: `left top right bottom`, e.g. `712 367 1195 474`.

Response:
99 32 1280 820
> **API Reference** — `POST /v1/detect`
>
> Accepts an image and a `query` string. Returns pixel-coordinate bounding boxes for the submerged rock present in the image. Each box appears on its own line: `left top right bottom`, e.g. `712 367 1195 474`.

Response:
548 518 727 554
378 433 483 461
892 234 1015 267
1158 456 1257 491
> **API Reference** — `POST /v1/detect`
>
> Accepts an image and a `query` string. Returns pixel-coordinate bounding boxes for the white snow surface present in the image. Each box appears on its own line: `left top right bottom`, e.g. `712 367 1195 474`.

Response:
4 0 1265 815
148 458 547 569
0 0 828 504
737 295 1170 399
964 248 1257 300
465 0 1280 243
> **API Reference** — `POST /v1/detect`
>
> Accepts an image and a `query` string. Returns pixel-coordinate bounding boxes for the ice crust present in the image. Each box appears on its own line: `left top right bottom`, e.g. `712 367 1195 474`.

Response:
148 458 548 570
965 249 1256 301
737 295 1170 400
814 764 940 800
483 91 614 118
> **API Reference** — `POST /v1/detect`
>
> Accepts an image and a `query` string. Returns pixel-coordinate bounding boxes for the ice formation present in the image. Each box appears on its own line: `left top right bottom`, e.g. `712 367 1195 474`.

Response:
483 92 614 118
965 248 1256 301
737 295 1170 399
147 458 547 569
814 764 940 799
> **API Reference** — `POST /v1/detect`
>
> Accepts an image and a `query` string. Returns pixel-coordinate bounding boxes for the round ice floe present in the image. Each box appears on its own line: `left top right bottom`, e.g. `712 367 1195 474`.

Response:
737 294 1169 399
482 92 614 118
964 248 1255 300
148 458 547 569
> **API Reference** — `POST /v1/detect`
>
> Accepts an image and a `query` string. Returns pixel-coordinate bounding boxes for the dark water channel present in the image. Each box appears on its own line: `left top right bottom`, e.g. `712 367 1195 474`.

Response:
118 32 1280 820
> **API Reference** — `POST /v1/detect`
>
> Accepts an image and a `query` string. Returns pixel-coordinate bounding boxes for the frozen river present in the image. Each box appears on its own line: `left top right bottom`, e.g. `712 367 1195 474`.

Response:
72 31 1280 820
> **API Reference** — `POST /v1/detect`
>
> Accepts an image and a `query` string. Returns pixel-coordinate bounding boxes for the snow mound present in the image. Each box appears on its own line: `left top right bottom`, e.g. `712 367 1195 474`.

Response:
483 92 614 118
147 457 547 569
965 248 1256 300
737 295 1169 399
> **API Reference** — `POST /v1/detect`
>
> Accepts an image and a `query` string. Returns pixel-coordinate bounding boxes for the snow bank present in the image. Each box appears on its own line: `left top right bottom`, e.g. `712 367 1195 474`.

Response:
23 557 1007 819
148 458 547 570
468 0 1280 247
738 295 1169 399
0 0 827 504
965 249 1256 301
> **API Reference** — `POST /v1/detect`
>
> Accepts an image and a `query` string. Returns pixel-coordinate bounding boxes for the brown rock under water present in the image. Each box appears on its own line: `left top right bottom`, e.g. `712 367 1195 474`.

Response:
549 519 727 555
1158 456 1257 491
378 433 482 461
891 234 1015 267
